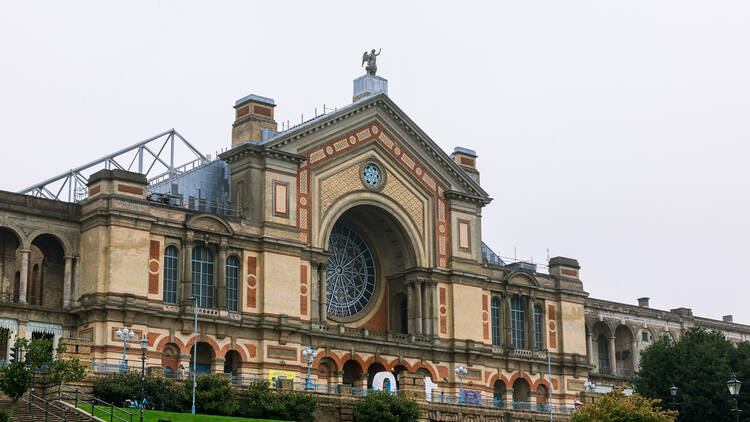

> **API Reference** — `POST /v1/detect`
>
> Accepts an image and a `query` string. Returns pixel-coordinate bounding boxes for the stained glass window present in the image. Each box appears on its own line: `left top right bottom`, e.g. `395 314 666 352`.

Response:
326 223 376 318
362 163 382 187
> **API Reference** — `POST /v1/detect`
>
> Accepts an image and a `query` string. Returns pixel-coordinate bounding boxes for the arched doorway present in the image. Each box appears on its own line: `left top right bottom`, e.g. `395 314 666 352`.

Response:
190 342 214 375
392 364 407 389
0 227 21 302
342 359 363 387
29 234 66 307
512 378 531 410
592 321 612 375
224 350 241 375
323 204 419 334
318 357 337 388
493 380 506 407
161 343 180 377
367 362 386 389
614 325 634 377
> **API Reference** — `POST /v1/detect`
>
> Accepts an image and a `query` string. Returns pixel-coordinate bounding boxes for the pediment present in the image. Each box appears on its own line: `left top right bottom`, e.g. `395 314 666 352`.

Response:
505 270 540 288
186 214 233 235
264 94 491 206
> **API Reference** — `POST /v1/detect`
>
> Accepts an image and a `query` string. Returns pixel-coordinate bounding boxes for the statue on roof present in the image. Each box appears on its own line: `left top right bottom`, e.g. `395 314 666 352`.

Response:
362 49 381 75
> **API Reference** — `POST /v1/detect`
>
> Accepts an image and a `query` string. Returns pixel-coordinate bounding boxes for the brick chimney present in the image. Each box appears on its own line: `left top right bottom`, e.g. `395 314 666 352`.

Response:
231 94 277 146
451 147 480 184
723 315 733 323
638 297 650 308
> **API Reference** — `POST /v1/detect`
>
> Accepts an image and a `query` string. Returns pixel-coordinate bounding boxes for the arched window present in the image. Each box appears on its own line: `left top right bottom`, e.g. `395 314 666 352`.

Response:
510 296 525 349
597 334 610 374
163 246 179 304
226 255 239 312
192 246 214 308
534 305 544 351
491 298 501 346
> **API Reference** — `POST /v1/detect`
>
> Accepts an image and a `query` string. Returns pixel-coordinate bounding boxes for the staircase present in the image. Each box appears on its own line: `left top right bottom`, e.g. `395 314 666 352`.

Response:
1 393 98 422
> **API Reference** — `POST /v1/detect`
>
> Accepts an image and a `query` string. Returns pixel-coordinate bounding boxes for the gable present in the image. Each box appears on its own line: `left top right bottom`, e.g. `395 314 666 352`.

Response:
265 94 491 204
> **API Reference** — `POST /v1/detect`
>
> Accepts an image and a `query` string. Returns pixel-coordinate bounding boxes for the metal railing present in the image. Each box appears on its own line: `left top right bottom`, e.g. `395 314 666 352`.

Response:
432 395 576 415
58 384 133 422
145 192 239 217
19 390 68 421
615 367 634 378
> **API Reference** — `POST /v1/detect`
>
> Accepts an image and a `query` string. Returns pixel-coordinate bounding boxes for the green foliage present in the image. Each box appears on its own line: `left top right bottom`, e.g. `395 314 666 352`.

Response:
0 361 32 402
237 380 318 422
191 374 239 416
634 327 749 422
0 410 8 422
571 389 676 422
93 372 188 411
353 391 420 422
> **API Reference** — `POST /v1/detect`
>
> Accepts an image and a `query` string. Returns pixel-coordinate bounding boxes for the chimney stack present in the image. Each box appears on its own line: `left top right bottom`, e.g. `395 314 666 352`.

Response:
231 94 277 147
451 147 480 184
548 257 580 279
638 297 650 308
723 315 733 323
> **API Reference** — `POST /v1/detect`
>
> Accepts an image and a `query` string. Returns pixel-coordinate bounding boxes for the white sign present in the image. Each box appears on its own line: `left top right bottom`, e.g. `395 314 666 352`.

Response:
372 371 398 393
424 377 439 402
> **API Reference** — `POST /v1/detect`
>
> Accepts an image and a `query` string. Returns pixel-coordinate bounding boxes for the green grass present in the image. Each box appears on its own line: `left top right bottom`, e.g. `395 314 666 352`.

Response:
76 405 287 422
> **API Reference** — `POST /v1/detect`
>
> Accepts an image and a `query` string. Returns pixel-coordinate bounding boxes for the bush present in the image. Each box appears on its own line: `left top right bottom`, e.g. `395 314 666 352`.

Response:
354 391 419 422
189 374 238 416
237 380 318 422
93 372 188 412
0 411 8 422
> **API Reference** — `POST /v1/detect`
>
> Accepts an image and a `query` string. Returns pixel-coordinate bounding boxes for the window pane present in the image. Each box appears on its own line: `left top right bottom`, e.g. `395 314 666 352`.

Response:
511 296 525 349
163 246 179 304
534 305 543 351
192 246 214 308
491 298 501 346
226 256 239 312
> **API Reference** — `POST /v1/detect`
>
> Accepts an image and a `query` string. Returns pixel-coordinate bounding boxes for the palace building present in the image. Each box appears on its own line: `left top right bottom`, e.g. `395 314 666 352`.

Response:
1 70 748 412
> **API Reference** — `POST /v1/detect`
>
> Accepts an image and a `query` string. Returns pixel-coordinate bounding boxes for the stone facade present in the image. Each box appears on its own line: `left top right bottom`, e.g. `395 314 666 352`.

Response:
0 75 747 417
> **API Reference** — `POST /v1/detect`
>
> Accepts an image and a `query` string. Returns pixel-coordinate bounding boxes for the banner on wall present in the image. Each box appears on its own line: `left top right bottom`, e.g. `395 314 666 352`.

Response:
269 369 296 382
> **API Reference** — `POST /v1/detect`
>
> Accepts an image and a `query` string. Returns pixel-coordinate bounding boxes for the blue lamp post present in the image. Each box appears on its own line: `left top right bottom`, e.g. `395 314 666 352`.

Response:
455 365 467 401
115 327 135 372
302 347 318 390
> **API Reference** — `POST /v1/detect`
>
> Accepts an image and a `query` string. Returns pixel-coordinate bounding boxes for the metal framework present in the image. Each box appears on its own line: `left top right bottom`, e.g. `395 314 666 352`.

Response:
18 129 207 203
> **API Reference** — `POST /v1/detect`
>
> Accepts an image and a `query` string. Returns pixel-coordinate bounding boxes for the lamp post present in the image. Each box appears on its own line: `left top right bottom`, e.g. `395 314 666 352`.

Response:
669 384 678 410
727 373 742 422
139 337 148 422
115 327 135 372
301 347 318 390
191 296 198 415
455 365 467 401
544 349 552 422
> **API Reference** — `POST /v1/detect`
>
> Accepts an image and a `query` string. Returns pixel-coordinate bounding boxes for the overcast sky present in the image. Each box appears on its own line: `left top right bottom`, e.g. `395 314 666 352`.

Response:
1 1 748 323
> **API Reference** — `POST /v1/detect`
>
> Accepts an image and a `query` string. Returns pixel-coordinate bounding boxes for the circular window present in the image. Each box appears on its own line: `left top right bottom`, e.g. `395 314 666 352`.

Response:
362 163 382 188
326 223 376 318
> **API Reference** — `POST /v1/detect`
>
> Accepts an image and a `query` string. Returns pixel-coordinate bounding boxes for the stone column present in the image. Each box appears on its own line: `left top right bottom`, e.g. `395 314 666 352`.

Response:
421 281 430 335
608 336 617 375
63 256 73 308
181 238 193 306
18 249 29 304
431 282 439 337
591 336 599 372
587 333 595 365
414 281 423 335
504 295 513 347
217 245 227 310
318 264 327 324
526 297 535 350
631 339 640 373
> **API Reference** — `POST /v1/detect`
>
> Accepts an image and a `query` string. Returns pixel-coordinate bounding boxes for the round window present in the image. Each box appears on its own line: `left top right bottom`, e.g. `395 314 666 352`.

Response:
362 163 382 187
326 223 376 318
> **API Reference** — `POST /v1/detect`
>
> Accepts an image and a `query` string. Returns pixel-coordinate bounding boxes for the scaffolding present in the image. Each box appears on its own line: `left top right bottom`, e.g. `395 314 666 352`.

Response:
18 129 207 203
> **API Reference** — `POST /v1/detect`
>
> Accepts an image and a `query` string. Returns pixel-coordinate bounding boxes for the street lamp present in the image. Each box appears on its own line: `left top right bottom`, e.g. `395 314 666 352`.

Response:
139 337 148 422
455 365 467 400
669 384 678 410
301 347 318 390
115 327 135 371
727 373 742 422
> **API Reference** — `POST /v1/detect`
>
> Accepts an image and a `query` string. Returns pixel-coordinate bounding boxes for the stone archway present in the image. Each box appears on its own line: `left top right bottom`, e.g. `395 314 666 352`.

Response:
190 342 214 375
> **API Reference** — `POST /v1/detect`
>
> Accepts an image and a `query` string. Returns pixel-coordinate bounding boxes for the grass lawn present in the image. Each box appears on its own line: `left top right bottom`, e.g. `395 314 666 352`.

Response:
77 405 288 422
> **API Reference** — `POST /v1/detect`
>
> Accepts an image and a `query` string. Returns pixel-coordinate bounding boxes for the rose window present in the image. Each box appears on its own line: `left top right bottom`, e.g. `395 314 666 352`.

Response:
362 163 382 187
326 223 376 318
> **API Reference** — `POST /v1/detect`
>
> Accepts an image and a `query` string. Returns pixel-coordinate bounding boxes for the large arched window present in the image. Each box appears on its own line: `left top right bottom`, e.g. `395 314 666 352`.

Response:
597 334 610 374
491 298 501 346
163 246 179 304
226 255 239 312
192 246 214 308
510 296 526 349
534 305 544 351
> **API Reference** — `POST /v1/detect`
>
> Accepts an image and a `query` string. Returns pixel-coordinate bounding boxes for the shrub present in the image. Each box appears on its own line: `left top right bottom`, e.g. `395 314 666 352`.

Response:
0 411 8 422
354 391 419 422
189 374 238 416
93 372 187 412
237 380 318 422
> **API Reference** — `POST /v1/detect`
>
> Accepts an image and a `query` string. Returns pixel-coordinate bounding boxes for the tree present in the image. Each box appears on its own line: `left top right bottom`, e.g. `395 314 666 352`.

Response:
634 327 750 422
0 334 87 414
353 391 420 422
571 389 676 422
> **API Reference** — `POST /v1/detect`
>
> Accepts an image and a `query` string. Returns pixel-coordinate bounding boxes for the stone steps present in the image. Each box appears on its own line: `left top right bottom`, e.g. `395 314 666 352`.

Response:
1 395 99 422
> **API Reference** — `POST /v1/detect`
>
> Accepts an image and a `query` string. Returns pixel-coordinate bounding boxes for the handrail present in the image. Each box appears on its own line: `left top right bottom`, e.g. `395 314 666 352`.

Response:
19 390 68 421
58 384 133 422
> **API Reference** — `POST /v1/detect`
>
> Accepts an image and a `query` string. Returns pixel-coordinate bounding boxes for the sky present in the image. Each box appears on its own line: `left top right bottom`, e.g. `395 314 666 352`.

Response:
1 1 748 323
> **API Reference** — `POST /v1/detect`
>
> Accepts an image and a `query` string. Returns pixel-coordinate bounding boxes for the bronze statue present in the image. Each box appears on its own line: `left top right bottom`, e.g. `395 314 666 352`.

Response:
362 49 381 75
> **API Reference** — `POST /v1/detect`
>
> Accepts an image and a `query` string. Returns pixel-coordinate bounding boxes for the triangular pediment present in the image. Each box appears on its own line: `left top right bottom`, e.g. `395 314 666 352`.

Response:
264 94 491 206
